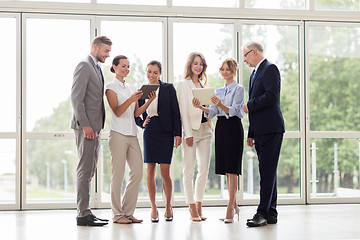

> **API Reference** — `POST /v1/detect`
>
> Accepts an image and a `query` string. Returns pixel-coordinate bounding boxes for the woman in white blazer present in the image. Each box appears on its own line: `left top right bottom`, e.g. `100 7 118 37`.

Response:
177 52 212 221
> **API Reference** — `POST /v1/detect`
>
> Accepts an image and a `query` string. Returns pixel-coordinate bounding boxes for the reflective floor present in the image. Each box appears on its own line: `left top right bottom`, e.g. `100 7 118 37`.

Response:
1 204 360 240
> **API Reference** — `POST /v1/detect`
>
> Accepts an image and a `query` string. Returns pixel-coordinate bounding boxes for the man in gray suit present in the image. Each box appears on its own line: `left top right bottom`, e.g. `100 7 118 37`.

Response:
71 35 112 226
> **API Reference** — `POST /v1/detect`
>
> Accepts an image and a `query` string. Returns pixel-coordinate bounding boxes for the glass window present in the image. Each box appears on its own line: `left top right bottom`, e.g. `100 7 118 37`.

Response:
26 139 78 203
309 25 360 131
243 138 301 199
173 22 234 86
0 140 16 204
315 0 360 11
25 18 90 132
173 0 239 8
172 21 235 201
0 16 17 206
242 24 300 132
245 0 306 9
0 17 16 133
310 138 360 198
100 20 163 92
24 17 91 205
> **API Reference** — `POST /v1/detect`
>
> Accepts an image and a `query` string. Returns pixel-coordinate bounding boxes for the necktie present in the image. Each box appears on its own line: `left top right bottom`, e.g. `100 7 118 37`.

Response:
250 69 256 88
96 64 105 128
96 64 104 86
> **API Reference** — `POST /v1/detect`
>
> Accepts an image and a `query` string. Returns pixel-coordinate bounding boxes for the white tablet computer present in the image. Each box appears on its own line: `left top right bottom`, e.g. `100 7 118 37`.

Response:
139 84 160 99
192 87 215 105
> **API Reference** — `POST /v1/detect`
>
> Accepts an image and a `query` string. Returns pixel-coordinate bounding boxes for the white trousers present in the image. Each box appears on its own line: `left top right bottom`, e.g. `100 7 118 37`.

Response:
108 131 143 222
182 122 212 204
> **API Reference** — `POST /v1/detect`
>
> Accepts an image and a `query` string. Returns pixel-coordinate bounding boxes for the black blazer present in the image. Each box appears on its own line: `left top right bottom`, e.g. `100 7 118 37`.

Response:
247 59 285 138
136 80 182 137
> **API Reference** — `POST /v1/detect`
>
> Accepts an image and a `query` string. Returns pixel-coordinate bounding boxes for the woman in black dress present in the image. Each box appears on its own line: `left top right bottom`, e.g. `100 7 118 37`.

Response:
137 60 182 222
193 58 245 223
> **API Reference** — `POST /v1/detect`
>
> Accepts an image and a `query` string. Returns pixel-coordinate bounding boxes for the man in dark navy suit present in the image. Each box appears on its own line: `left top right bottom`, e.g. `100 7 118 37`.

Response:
242 41 285 227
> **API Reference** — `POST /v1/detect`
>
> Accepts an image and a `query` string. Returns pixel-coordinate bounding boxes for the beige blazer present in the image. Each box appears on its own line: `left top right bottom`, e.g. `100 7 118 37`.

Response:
176 80 206 138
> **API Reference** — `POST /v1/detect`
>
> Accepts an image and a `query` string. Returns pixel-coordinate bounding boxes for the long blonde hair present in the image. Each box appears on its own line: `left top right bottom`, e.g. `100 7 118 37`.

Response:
183 52 208 85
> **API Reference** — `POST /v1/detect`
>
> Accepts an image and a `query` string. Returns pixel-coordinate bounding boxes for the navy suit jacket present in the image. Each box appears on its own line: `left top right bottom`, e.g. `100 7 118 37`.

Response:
247 59 285 138
136 80 182 137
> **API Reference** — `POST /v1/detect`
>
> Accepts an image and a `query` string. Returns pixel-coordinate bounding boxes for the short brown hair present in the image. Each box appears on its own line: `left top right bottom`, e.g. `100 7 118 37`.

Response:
92 35 112 48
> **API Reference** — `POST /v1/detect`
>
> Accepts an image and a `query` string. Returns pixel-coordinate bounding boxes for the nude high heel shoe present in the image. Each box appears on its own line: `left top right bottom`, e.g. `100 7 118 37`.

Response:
234 206 240 221
196 202 207 221
189 207 201 222
224 206 238 223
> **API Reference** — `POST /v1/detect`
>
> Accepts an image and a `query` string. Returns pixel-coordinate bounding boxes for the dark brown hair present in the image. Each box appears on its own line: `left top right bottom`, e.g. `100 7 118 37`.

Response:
147 60 162 73
110 55 128 73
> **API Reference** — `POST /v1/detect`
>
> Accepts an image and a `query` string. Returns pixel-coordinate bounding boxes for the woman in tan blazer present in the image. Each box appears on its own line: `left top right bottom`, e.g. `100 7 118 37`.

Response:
177 52 212 221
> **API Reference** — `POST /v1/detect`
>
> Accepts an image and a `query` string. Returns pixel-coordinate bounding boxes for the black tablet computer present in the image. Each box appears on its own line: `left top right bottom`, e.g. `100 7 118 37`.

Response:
139 84 160 99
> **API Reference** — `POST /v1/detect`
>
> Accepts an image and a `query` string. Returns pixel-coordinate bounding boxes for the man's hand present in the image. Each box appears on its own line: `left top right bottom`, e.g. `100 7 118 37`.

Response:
243 104 248 114
83 126 95 139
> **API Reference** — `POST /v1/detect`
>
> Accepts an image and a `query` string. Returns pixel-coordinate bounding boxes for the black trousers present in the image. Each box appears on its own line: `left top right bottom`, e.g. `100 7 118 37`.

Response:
254 132 283 218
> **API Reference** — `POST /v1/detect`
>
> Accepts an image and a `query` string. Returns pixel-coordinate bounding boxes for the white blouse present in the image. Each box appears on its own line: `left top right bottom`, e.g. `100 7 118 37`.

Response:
105 78 138 136
145 88 159 117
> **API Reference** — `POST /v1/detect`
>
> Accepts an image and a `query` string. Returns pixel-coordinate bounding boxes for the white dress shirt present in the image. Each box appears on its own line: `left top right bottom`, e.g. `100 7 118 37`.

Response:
105 78 138 136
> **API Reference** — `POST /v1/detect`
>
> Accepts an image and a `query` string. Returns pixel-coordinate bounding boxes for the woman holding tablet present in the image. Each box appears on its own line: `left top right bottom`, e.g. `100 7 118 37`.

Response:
192 58 245 223
136 60 182 222
105 55 156 224
177 52 212 221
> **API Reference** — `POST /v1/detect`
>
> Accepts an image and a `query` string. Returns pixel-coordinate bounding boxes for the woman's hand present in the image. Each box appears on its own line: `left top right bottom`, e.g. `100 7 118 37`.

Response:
192 98 201 108
143 116 151 127
129 91 143 103
211 95 222 106
147 90 157 102
174 136 182 148
185 137 193 147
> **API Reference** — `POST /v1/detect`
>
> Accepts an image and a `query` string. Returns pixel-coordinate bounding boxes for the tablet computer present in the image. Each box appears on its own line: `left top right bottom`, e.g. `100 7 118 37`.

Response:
139 84 160 99
192 87 215 105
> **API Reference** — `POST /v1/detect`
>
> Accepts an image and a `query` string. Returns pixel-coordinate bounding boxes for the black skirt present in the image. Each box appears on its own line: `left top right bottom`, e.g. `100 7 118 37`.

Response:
215 116 244 175
143 116 174 164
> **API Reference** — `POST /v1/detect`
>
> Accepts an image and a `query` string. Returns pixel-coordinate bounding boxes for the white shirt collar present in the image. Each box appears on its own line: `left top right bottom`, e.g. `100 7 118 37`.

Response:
113 78 126 88
254 58 266 73
89 54 98 66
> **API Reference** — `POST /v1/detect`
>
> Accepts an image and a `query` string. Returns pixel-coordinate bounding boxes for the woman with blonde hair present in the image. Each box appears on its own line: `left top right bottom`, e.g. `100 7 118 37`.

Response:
193 58 245 223
177 52 212 221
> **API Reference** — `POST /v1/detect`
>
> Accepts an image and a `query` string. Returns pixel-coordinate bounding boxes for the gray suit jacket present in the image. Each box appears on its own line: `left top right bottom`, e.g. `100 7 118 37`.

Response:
71 55 105 133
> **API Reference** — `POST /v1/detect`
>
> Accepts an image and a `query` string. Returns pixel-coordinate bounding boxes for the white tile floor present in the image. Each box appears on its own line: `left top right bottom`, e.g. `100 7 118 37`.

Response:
1 204 360 240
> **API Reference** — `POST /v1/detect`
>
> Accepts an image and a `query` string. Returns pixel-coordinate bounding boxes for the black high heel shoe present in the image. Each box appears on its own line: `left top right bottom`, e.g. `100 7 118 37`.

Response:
164 207 173 221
